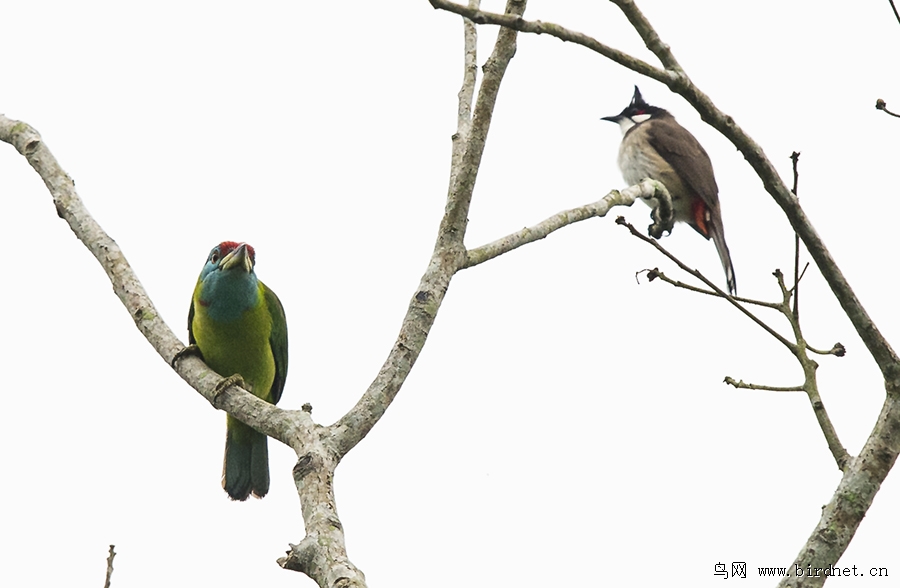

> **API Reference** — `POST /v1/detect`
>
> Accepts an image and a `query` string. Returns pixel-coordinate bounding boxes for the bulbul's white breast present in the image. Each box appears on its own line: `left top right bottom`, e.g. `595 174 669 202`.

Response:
618 128 663 186
615 122 692 220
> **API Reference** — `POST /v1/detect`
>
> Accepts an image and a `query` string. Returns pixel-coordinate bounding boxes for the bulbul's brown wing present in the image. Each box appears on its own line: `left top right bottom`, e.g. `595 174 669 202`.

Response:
644 115 736 294
644 114 720 216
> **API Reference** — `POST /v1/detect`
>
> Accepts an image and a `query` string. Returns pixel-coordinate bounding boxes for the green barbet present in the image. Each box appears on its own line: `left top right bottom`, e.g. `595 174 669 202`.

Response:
187 241 288 500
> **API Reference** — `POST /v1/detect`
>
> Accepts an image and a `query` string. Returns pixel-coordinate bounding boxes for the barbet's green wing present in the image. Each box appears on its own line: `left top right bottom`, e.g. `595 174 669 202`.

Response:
263 283 288 405
187 298 196 345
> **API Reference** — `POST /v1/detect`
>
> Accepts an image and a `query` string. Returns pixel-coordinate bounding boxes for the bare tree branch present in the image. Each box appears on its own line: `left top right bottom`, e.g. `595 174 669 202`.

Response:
329 0 528 459
429 0 668 83
770 270 850 471
464 179 668 269
785 399 900 587
875 98 900 118
618 218 799 352
430 0 900 377
790 151 801 320
428 1 900 580
608 0 900 380
278 431 363 586
599 3 900 581
103 545 115 588
641 269 781 309
633 232 850 470
0 118 183 366
0 113 361 587
611 0 683 73
453 0 480 162
2 0 535 584
6 0 896 584
724 378 805 392
889 0 900 26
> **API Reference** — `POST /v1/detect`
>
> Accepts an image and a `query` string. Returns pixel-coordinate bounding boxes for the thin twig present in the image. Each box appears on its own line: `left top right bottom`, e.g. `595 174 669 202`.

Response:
644 269 781 309
623 219 849 470
806 342 845 357
875 98 900 118
771 270 850 470
103 545 116 588
889 0 900 26
724 378 804 392
790 151 801 320
616 217 797 352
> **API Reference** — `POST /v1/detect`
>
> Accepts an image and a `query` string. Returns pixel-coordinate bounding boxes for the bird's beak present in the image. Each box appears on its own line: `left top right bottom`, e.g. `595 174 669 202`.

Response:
601 112 624 123
220 243 253 273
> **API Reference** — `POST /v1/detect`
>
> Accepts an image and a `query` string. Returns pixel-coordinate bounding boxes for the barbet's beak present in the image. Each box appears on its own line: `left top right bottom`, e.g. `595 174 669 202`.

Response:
220 243 253 273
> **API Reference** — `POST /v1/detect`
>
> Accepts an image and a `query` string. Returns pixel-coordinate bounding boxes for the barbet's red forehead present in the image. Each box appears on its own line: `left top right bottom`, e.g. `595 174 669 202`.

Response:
218 241 256 263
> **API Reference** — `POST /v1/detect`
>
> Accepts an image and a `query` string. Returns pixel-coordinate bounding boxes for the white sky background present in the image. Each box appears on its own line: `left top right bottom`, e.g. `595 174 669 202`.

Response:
2 1 898 586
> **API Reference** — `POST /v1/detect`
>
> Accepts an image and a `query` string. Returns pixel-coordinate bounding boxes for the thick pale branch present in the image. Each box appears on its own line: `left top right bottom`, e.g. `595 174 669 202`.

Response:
0 115 302 442
278 439 366 587
0 114 350 587
782 396 900 587
287 2 526 579
440 0 526 244
329 0 527 458
448 0 479 184
458 2 479 132
1 2 532 583
0 116 184 366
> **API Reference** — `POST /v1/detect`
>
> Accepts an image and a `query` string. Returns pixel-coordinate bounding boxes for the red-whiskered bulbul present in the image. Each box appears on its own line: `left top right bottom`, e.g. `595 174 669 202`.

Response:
602 86 736 295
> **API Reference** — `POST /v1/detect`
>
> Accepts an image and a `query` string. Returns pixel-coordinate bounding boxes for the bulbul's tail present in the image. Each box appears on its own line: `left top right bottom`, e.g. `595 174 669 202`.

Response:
709 224 737 295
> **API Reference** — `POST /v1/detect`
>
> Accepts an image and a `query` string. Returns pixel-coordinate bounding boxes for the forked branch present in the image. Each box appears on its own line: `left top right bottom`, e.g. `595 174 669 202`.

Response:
427 2 900 583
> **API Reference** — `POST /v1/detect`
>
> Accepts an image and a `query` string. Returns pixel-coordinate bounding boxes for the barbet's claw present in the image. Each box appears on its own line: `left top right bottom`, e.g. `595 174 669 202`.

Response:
171 344 203 368
213 374 251 404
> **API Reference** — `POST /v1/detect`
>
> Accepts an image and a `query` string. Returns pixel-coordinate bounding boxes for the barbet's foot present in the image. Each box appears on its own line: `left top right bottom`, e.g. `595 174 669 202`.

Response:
171 344 203 368
214 374 251 404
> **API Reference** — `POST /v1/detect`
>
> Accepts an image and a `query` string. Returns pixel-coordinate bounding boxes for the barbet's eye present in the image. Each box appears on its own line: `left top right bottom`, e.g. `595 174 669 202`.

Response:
210 251 220 264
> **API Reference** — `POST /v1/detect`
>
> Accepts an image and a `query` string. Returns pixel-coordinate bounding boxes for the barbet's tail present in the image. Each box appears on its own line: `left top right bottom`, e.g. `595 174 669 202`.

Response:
223 416 270 501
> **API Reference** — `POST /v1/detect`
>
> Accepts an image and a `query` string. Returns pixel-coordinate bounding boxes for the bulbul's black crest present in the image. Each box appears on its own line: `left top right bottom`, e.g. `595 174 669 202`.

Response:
615 86 664 120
